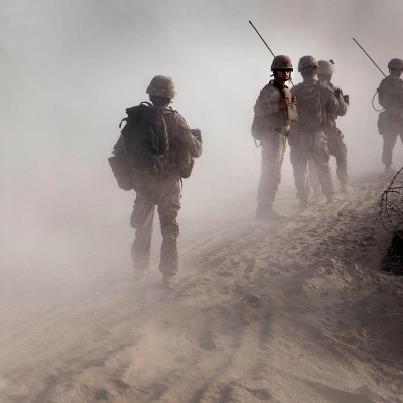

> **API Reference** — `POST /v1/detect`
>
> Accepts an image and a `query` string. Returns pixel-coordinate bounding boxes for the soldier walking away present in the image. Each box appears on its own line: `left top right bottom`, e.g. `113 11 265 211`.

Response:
252 55 297 219
309 60 351 193
289 56 339 208
111 75 202 287
377 58 403 175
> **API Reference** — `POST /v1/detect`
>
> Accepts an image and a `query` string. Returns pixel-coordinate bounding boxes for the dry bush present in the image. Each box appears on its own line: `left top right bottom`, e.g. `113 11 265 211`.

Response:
374 167 403 238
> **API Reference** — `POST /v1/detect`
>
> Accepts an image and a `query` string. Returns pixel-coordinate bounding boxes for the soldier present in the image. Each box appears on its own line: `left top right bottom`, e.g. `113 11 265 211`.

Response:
113 75 202 287
289 56 339 207
252 55 297 219
377 58 403 175
309 60 350 193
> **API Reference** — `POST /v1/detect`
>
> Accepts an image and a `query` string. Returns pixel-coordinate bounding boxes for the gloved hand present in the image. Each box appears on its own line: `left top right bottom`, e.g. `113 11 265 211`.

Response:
191 128 202 142
334 87 343 98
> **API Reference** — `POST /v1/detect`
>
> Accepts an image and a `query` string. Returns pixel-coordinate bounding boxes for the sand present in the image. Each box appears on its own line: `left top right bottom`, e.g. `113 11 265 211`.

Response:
1 179 403 403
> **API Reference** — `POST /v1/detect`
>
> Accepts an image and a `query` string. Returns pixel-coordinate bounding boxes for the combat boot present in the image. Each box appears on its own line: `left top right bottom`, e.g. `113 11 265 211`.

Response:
311 186 321 197
326 194 335 203
133 267 146 281
162 273 175 289
132 259 148 281
255 203 270 219
385 165 396 176
256 203 285 220
298 198 309 209
340 183 353 193
266 208 286 220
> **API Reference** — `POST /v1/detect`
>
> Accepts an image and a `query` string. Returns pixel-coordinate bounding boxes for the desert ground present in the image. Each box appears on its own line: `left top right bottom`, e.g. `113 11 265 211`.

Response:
1 177 403 403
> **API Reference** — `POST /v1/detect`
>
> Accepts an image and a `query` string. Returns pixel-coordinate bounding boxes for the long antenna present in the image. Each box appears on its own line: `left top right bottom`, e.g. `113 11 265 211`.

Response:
249 20 276 57
249 20 293 86
352 37 387 78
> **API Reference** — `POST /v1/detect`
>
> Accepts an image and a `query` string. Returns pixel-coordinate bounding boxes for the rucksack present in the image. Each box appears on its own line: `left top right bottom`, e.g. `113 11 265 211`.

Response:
120 102 170 175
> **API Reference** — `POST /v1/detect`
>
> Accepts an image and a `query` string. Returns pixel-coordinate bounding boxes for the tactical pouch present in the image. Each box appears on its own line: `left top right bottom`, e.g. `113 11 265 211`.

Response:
281 86 298 123
108 155 132 190
287 97 298 122
176 147 194 179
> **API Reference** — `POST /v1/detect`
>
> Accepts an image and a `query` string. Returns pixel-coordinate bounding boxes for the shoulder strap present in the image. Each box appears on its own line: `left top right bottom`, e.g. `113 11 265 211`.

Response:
157 108 169 155
160 106 178 116
119 117 127 128
139 101 153 108
270 80 288 103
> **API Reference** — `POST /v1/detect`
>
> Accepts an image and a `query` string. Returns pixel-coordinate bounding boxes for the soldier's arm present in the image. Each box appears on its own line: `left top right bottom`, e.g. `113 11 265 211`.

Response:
335 89 348 116
325 86 339 115
190 129 203 158
254 86 280 116
395 80 403 107
176 115 203 158
377 79 387 108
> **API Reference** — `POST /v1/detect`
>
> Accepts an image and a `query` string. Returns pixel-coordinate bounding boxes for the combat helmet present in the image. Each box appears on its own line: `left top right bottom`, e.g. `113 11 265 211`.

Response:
388 58 403 70
271 55 293 71
298 55 319 72
317 60 334 76
146 75 176 99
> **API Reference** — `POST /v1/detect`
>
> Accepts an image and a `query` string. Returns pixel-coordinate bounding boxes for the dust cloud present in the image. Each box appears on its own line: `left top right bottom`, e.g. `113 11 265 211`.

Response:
0 0 402 298
1 1 403 401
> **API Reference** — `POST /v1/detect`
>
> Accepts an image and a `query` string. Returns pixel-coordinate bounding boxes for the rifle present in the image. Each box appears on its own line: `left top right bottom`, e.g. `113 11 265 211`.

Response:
249 20 294 86
352 37 387 78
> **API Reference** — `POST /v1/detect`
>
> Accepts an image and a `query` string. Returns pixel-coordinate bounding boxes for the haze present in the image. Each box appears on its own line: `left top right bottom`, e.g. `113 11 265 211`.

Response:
1 1 403 402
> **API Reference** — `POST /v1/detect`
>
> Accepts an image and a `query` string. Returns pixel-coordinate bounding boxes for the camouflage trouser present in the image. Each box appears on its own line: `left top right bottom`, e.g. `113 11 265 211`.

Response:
309 128 348 189
379 115 403 166
130 175 181 275
382 131 403 166
307 160 320 192
289 130 334 201
257 132 287 207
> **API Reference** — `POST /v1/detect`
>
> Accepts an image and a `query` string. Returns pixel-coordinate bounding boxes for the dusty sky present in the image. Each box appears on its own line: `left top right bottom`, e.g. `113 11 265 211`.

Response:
1 0 403 276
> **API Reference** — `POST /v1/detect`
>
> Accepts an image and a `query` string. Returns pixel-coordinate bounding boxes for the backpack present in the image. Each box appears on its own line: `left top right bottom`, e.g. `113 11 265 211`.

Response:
120 102 170 175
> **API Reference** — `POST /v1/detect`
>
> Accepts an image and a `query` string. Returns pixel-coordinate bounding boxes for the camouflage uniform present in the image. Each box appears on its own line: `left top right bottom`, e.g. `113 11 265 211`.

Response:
289 56 339 204
309 64 349 191
114 76 202 278
252 55 297 217
377 59 403 170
